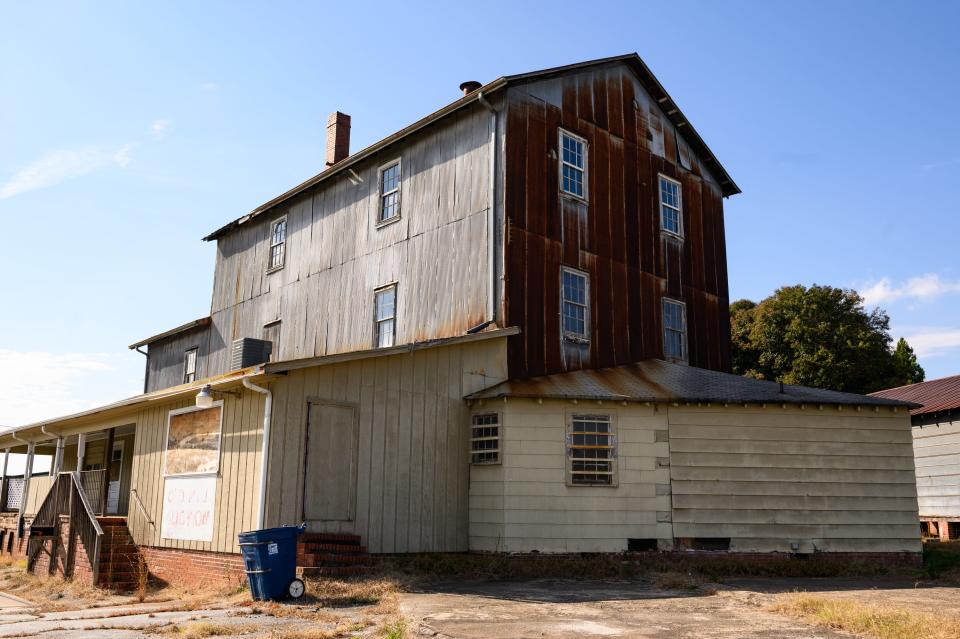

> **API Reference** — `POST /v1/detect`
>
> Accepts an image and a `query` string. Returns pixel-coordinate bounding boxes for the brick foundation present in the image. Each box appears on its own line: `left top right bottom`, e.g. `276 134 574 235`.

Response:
0 512 29 559
28 515 95 585
138 546 247 589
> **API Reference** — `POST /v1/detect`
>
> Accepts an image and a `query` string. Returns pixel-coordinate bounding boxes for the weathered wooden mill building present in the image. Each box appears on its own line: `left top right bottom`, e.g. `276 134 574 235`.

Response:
0 54 921 587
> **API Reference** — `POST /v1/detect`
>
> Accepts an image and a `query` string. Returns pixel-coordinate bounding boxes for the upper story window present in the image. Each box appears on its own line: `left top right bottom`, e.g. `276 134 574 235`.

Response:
659 175 683 237
183 347 198 384
378 160 401 224
470 413 501 464
268 217 287 270
561 267 589 341
567 414 616 486
374 284 397 348
662 298 688 362
559 129 587 199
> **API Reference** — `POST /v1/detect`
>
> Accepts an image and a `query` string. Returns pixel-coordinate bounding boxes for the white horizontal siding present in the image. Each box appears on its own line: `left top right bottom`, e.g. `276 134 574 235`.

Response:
913 420 960 518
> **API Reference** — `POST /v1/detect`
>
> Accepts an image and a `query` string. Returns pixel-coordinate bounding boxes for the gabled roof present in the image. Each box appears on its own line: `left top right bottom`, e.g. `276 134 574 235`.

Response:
203 53 740 242
128 316 211 350
467 359 917 409
870 374 960 417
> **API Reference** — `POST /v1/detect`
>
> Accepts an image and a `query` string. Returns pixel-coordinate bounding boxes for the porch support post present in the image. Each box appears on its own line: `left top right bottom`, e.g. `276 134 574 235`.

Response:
1 448 8 479
76 433 86 472
100 428 115 515
1 449 8 513
53 438 64 475
17 441 35 538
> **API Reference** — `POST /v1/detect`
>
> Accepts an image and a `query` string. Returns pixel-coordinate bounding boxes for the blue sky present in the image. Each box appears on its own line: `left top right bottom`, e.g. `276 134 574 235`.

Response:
1 0 958 426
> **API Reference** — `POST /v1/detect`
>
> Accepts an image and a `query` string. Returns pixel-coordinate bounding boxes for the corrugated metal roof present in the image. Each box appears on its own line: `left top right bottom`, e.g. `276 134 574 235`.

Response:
870 374 960 416
203 53 740 242
467 359 917 408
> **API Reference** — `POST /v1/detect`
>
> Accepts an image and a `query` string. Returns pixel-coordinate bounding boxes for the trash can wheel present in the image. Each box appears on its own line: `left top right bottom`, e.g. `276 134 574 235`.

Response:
288 578 305 599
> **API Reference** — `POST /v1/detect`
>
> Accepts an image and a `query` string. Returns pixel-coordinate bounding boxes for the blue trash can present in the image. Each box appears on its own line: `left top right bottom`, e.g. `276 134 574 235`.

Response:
238 524 306 600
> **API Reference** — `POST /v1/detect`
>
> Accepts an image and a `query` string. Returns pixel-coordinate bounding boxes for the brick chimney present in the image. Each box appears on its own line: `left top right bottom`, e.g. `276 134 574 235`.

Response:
326 111 351 167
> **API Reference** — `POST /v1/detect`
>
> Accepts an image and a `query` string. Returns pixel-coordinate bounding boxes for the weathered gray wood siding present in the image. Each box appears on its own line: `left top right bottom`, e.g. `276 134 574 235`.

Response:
913 419 960 519
469 399 672 553
669 406 921 553
264 337 507 553
144 327 211 393
153 102 500 389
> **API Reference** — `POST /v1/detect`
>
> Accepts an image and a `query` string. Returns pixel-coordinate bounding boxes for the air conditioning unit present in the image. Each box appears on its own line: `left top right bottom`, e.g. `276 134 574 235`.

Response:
231 338 273 370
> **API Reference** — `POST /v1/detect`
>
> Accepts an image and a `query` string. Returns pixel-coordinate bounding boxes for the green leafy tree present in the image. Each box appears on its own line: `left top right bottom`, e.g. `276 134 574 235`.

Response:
730 285 924 394
889 337 925 387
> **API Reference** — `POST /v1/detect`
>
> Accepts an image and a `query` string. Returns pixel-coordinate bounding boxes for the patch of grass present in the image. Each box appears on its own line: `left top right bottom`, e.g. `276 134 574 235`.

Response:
155 620 258 638
267 622 367 639
654 571 702 591
923 540 960 582
305 577 404 608
380 617 408 639
771 594 960 639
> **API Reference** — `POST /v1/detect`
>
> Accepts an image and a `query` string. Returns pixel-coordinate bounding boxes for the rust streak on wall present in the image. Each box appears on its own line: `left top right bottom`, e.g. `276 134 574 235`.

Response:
504 64 732 379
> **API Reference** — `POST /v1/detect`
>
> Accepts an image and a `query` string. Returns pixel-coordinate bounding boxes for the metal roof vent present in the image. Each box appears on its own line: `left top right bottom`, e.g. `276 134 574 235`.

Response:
459 80 482 96
231 338 273 370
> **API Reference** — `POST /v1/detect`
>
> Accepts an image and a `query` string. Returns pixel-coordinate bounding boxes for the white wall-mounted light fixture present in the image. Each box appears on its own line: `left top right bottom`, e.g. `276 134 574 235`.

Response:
196 384 215 408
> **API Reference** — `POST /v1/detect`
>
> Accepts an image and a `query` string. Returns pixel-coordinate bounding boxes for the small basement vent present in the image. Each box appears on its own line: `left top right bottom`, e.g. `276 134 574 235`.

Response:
627 538 658 552
675 537 731 552
231 338 273 370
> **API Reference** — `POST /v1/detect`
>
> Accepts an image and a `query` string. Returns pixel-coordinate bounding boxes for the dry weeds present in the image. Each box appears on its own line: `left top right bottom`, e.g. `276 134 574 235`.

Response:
771 594 960 639
150 620 258 638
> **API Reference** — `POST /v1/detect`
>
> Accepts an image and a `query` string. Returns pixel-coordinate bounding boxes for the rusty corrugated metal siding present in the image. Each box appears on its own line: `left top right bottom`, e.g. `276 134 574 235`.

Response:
503 64 731 379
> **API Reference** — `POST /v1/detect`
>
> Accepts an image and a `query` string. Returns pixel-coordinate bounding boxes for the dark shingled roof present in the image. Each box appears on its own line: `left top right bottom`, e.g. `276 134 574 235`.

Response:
870 374 960 416
467 359 918 408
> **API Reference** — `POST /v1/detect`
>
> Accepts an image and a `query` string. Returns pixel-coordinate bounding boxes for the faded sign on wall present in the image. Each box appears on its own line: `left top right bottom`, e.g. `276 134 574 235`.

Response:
164 403 223 476
160 475 218 542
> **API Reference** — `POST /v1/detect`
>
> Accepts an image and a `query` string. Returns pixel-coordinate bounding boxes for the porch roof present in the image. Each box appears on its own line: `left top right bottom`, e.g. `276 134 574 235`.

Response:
0 326 517 450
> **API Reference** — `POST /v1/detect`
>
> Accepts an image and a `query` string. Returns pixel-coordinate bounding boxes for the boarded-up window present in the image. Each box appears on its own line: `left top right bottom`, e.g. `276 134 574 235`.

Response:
183 348 198 384
303 402 358 521
164 404 223 476
470 413 500 464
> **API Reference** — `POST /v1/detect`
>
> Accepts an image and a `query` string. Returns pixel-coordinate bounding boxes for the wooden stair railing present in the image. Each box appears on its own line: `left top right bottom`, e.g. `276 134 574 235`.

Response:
25 472 104 583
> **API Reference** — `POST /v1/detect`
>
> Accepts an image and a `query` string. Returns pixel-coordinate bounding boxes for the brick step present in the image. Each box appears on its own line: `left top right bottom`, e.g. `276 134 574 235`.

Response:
300 543 368 554
300 533 361 544
298 555 372 568
297 565 370 577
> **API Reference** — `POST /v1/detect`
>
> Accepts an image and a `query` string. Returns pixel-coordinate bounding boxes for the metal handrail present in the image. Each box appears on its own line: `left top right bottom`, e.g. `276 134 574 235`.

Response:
130 488 154 527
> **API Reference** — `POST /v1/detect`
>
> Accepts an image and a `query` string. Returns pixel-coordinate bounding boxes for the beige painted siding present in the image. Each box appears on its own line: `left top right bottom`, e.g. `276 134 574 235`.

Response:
469 399 672 553
265 337 507 553
669 406 921 553
126 392 265 554
913 419 960 519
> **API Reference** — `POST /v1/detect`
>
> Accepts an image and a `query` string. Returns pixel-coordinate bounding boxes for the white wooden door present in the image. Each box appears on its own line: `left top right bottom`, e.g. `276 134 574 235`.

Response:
302 402 358 522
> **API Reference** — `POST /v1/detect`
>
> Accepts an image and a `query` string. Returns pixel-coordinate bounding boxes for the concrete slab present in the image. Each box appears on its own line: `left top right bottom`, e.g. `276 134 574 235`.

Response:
400 579 850 639
0 591 32 609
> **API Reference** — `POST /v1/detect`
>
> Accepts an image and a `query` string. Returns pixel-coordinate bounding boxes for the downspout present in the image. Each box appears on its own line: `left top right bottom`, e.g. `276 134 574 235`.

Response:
134 346 149 394
243 378 273 530
477 91 498 324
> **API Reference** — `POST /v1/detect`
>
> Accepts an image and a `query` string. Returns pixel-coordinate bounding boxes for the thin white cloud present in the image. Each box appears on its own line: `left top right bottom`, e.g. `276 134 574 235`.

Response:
150 119 172 139
200 82 219 92
0 350 116 426
0 145 133 199
861 273 960 306
920 157 960 171
900 328 960 358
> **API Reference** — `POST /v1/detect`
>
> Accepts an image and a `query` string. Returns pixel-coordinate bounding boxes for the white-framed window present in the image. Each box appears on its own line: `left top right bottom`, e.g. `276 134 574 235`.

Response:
559 129 587 199
567 414 616 486
378 159 401 224
268 216 287 270
561 267 590 341
662 298 687 361
164 402 224 476
658 175 683 237
470 413 501 464
183 347 198 384
374 284 397 348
